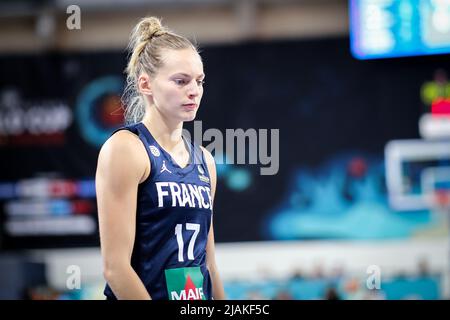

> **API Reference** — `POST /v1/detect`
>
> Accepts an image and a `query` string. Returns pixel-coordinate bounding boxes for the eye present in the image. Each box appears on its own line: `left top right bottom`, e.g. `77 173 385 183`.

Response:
197 80 205 86
174 79 187 85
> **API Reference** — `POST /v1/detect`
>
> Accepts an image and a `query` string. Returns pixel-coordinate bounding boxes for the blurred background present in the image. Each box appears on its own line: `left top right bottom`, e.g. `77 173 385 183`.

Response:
1 0 450 300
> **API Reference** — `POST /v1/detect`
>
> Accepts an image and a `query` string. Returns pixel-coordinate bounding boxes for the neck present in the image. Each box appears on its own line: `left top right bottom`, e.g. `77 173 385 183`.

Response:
142 106 184 151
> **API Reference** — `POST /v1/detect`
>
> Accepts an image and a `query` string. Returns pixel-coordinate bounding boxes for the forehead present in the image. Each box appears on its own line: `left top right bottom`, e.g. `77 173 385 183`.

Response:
159 48 204 77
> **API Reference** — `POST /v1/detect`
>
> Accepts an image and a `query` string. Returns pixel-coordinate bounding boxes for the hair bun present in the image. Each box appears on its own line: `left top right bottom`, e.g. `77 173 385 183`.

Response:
138 17 166 42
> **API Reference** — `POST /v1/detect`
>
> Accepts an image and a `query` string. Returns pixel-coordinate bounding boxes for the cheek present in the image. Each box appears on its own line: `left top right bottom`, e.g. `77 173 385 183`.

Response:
159 84 181 105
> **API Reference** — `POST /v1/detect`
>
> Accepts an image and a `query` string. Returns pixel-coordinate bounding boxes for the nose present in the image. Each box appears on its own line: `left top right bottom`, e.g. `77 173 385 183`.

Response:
187 80 201 99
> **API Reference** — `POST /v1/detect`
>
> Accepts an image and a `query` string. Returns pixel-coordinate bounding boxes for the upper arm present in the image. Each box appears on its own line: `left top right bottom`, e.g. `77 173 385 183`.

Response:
96 130 149 271
200 146 219 266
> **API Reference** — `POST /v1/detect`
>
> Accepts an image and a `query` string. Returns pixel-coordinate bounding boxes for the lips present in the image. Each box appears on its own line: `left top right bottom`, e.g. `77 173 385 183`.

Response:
182 103 197 110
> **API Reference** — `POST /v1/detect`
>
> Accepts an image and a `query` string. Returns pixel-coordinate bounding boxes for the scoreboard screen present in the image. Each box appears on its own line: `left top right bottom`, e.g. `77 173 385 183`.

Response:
350 0 450 59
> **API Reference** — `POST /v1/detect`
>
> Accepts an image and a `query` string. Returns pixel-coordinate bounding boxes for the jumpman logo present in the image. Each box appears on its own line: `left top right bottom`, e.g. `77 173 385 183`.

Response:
160 160 172 174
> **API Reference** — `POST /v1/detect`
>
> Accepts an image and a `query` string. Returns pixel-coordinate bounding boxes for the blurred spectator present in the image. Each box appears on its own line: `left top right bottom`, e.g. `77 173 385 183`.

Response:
344 278 366 300
274 289 294 300
330 264 345 280
418 257 431 277
324 286 341 300
257 265 274 281
246 290 268 300
26 286 61 300
291 268 304 280
312 263 325 279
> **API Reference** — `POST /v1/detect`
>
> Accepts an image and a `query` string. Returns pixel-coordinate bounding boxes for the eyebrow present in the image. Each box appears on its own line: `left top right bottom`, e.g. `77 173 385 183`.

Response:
172 72 205 79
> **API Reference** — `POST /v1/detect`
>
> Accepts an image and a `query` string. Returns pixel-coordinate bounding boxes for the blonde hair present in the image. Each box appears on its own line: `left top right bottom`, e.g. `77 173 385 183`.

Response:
122 17 198 124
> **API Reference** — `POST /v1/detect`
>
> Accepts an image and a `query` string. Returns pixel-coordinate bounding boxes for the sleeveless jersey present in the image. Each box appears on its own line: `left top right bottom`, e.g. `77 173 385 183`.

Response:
103 122 213 300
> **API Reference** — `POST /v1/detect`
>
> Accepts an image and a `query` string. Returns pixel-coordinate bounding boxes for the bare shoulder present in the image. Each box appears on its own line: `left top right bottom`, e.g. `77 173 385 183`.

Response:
99 130 144 162
97 129 149 183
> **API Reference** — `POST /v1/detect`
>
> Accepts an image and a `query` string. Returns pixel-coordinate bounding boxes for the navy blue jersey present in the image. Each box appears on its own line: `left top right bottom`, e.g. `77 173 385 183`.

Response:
103 122 213 300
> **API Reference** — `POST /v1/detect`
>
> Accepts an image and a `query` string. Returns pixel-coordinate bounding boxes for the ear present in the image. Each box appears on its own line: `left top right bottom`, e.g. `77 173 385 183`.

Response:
138 73 153 96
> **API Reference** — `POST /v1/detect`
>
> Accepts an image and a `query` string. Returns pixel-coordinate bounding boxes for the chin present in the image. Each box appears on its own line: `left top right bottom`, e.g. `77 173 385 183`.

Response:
181 111 198 122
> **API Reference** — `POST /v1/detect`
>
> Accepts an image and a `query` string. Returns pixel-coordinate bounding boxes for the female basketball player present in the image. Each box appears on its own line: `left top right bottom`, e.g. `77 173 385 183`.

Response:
95 17 226 300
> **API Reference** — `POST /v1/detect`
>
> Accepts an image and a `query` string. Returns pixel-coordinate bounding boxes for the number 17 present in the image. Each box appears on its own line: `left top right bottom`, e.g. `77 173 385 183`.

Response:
175 223 200 262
